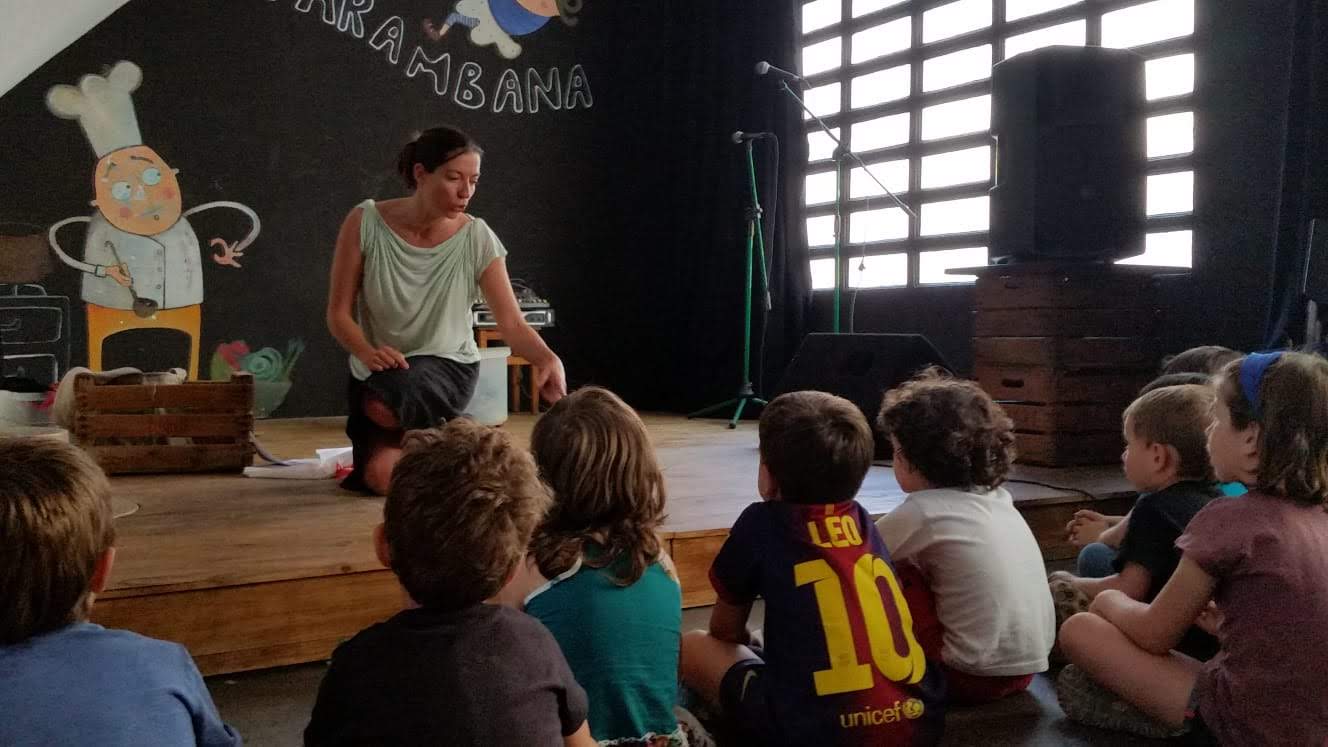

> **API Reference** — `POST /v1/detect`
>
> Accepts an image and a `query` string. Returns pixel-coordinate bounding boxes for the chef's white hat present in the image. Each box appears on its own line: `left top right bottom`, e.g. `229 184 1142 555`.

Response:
46 61 144 158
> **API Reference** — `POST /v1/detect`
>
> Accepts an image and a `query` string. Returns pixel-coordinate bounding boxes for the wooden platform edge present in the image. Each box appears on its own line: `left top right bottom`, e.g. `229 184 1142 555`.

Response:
92 569 403 676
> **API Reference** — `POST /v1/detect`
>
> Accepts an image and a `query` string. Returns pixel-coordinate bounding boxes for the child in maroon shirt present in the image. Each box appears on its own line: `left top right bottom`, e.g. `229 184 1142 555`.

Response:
1059 352 1328 746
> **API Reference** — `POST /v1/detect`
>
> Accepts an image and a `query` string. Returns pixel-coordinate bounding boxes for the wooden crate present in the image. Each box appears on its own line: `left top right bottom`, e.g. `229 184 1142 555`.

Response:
975 364 1152 404
1000 402 1124 434
974 337 1159 369
975 268 1158 310
72 373 255 474
974 307 1159 338
1015 432 1124 467
965 262 1183 466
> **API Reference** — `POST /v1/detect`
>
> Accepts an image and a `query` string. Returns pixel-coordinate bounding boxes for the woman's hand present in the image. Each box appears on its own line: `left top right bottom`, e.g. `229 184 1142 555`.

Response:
534 355 567 404
356 345 410 373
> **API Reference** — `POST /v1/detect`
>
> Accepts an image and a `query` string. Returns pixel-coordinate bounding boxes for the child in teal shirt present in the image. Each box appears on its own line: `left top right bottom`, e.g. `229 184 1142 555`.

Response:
517 387 684 745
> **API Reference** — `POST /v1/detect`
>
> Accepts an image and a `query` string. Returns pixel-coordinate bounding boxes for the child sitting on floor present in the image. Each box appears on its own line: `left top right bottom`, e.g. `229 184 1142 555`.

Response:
1067 345 1244 577
1058 352 1328 744
0 439 240 747
304 419 595 746
874 370 1055 704
519 387 686 746
1048 385 1222 662
680 391 945 746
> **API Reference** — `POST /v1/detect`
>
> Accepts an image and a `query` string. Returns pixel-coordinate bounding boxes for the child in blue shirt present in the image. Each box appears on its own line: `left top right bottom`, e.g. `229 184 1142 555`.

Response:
0 438 240 747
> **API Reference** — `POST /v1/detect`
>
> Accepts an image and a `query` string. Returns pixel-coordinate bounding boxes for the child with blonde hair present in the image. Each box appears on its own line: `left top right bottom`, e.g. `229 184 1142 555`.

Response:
1048 384 1222 663
0 439 239 746
1058 352 1328 744
523 386 685 746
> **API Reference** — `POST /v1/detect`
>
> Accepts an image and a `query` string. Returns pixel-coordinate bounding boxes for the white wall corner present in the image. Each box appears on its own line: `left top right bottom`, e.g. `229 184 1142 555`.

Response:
0 0 134 98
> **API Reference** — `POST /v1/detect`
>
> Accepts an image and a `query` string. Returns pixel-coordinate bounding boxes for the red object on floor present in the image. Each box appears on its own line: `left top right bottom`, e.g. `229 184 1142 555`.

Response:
895 562 1035 705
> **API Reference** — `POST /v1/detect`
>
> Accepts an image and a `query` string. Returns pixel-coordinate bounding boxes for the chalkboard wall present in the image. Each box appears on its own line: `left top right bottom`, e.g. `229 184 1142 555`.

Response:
0 0 611 417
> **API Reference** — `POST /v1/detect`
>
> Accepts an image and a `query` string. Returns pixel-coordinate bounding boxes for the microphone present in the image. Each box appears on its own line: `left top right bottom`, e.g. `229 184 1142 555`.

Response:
731 130 773 144
755 61 806 83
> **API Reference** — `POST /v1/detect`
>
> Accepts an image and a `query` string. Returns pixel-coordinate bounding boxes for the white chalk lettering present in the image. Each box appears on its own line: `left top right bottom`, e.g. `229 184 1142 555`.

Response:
337 0 374 37
368 15 404 65
406 47 452 97
564 64 593 110
454 62 486 110
270 1 591 113
525 67 562 113
294 0 337 25
492 68 524 113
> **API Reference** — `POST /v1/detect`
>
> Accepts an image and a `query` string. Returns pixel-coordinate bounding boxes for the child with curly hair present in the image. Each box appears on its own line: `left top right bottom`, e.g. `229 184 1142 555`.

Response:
875 370 1055 704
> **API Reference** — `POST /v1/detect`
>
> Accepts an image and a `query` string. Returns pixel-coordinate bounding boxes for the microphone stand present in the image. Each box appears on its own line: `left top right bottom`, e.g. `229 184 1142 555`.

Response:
776 79 916 332
688 136 771 428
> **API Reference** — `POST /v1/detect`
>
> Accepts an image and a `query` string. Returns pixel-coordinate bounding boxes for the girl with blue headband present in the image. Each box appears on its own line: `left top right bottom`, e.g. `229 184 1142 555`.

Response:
1057 351 1328 745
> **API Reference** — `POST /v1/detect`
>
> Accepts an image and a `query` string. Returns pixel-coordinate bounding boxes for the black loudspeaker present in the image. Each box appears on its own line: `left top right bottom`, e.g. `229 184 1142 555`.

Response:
775 334 952 454
990 45 1146 263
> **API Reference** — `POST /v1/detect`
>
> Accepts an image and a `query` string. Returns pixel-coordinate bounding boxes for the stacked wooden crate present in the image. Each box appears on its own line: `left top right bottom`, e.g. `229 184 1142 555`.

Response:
72 372 255 474
970 263 1163 466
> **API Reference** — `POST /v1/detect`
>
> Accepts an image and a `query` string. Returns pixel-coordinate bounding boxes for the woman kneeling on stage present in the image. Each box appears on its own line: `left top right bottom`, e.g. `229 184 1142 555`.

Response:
326 126 566 495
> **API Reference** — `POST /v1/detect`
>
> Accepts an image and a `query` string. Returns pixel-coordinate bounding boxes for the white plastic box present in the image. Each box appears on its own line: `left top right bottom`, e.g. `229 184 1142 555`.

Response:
463 346 511 426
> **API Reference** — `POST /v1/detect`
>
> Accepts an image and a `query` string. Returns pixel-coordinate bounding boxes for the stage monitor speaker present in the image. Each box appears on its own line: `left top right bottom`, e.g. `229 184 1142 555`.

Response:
990 45 1146 263
775 333 952 454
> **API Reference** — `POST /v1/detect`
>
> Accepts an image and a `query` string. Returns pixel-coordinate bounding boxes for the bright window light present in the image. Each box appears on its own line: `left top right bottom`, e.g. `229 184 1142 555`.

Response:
850 112 910 152
851 65 911 109
1102 0 1193 49
849 207 909 243
921 95 990 140
848 253 909 288
804 82 842 120
807 215 837 247
802 37 842 77
853 0 908 17
808 128 841 161
923 0 992 44
810 257 837 289
803 0 841 34
1147 111 1194 157
921 195 989 235
1146 171 1193 215
1003 20 1085 60
1146 53 1194 100
920 246 988 284
806 171 838 206
849 159 910 198
851 17 911 64
1005 0 1082 22
1117 229 1192 268
923 44 992 92
921 145 991 189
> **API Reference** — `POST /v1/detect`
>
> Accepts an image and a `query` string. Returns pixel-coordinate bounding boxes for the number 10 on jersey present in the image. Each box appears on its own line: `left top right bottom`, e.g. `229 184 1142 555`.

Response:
795 553 926 696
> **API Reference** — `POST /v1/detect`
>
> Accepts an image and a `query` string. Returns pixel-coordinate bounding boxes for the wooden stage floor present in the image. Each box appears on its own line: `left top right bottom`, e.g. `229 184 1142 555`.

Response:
92 415 1134 675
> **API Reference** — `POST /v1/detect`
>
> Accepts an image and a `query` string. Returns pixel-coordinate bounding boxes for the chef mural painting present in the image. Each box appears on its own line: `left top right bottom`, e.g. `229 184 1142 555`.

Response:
45 61 260 379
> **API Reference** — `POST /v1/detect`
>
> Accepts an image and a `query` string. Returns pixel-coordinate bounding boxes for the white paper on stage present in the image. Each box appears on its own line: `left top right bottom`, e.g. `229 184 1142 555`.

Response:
243 446 353 479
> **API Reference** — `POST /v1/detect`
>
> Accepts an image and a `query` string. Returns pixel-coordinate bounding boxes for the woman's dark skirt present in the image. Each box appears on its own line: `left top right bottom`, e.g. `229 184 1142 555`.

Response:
340 355 479 492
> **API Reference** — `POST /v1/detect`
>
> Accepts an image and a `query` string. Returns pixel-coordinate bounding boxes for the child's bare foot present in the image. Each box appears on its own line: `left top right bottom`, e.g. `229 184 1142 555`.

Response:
1066 510 1110 547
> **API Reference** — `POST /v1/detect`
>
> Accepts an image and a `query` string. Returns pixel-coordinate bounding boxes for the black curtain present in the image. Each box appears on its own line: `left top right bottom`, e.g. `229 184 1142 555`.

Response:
578 1 809 413
1262 0 1328 347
